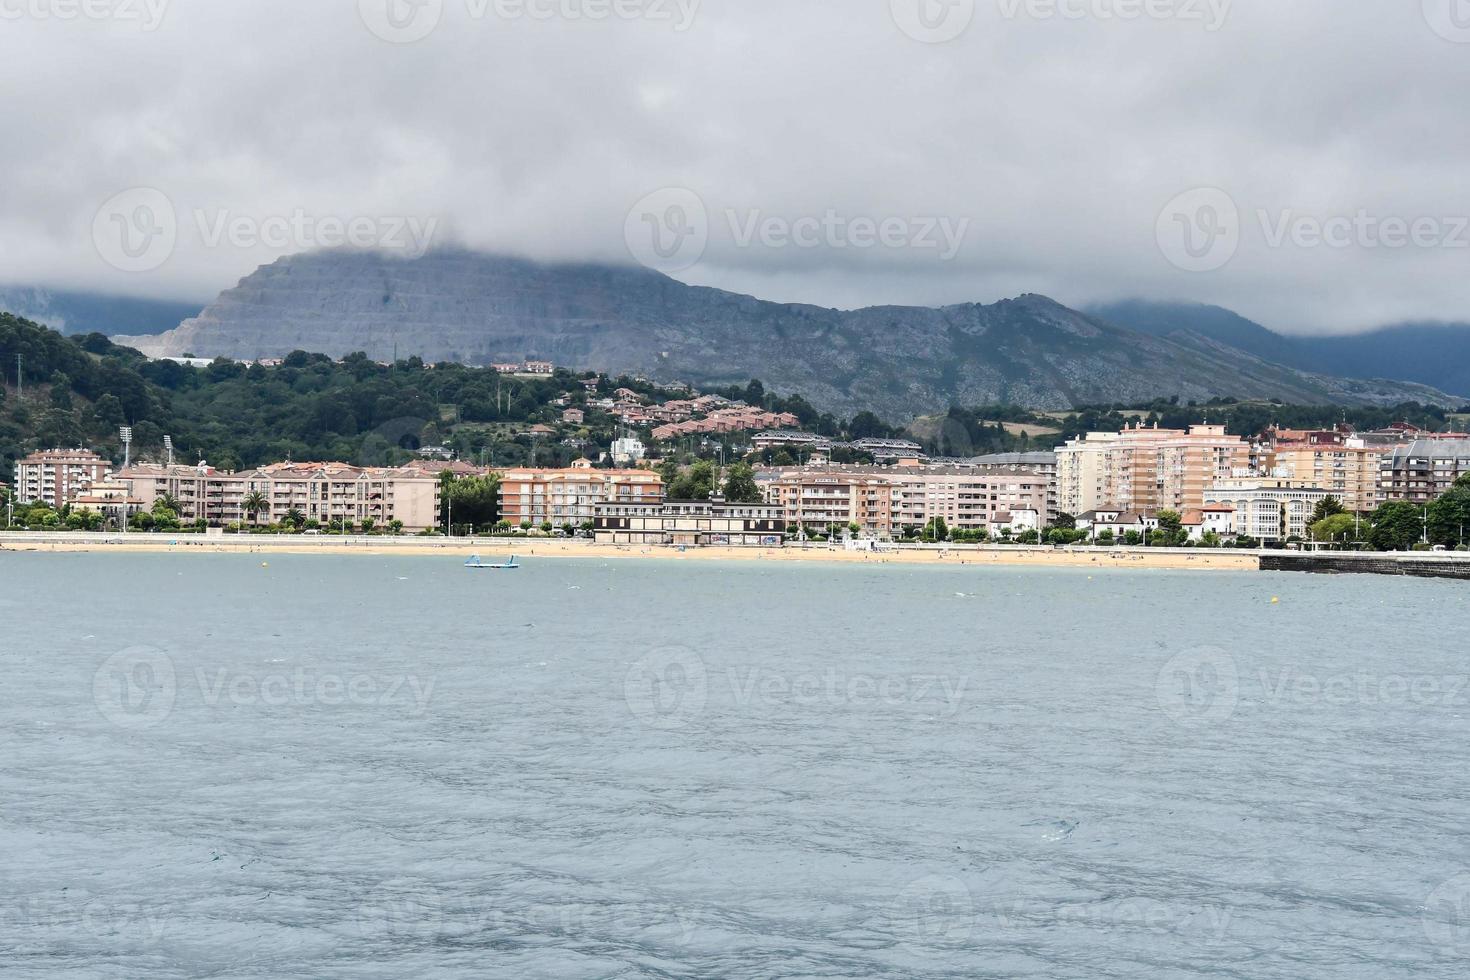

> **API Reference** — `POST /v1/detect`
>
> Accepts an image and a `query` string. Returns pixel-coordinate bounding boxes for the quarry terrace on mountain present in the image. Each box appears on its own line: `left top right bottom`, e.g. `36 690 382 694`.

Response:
108 250 1464 420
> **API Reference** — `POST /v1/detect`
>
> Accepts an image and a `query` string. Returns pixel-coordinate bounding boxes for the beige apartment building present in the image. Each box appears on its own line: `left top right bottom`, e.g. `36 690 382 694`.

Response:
755 464 1050 537
13 448 112 507
119 461 441 530
498 459 663 526
1057 424 1250 515
1272 444 1384 513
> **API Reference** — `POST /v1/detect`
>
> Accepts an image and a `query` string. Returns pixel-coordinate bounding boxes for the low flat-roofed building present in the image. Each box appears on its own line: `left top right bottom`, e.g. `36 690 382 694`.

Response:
594 498 785 547
752 431 833 453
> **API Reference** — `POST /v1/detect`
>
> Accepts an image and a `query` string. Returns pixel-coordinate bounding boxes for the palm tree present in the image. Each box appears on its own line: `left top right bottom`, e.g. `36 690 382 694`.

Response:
284 507 306 531
156 492 182 516
242 491 268 529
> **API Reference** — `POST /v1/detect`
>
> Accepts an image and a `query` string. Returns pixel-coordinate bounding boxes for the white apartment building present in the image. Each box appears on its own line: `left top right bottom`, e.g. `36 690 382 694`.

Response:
1205 477 1334 544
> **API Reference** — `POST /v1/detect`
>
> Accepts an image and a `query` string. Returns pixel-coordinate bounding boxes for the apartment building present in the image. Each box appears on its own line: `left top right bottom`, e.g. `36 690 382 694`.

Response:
1205 477 1334 544
13 448 112 507
1380 439 1470 504
1056 424 1250 514
755 464 1051 537
1273 443 1384 513
119 461 441 530
593 499 785 547
498 459 662 526
959 452 1059 522
652 408 802 443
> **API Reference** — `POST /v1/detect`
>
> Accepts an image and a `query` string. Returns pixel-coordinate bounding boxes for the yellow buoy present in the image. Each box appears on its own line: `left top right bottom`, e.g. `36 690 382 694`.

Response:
1271 596 1280 604
261 562 269 568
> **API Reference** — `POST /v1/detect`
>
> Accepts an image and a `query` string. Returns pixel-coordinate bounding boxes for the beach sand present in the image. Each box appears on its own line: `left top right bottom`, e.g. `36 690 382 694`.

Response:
0 536 1261 570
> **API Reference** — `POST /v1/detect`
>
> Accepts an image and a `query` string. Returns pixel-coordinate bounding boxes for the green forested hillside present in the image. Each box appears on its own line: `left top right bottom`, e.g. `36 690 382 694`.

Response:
0 313 842 478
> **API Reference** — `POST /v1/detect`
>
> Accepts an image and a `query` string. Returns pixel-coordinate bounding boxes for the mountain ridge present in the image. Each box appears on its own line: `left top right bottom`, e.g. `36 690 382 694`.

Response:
110 249 1463 418
1088 299 1470 401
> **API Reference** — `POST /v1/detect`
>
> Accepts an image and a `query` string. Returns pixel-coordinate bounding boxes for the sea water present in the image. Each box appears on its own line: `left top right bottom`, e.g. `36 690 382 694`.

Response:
2 552 1469 978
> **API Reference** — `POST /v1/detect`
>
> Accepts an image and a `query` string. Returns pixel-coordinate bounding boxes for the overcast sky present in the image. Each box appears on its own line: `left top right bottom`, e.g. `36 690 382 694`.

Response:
3 0 1469 334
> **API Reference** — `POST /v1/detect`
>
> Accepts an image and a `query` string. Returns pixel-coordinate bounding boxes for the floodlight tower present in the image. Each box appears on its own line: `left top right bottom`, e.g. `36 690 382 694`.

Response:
163 435 174 467
120 427 133 470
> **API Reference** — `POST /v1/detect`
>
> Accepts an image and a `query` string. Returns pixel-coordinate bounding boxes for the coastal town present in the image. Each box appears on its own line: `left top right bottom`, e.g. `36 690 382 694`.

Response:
7 359 1470 554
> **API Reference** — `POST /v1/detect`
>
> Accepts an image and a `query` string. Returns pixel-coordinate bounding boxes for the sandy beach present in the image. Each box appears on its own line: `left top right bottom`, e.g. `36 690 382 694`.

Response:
0 534 1261 570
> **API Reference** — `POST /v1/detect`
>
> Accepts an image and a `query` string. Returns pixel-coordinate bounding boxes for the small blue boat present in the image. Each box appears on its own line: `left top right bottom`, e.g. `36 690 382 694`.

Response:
465 554 521 570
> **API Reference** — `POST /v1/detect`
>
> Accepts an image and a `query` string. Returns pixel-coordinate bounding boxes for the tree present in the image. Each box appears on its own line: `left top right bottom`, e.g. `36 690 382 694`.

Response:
668 461 716 501
441 473 501 529
242 491 268 528
1427 481 1470 547
1311 512 1358 544
1156 510 1184 547
847 411 889 439
1369 500 1423 551
1311 496 1346 525
150 499 180 530
284 507 306 531
722 462 762 503
922 516 949 542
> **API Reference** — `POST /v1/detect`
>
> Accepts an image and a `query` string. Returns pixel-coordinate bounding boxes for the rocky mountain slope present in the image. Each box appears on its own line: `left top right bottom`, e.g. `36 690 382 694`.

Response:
112 250 1461 418
1090 300 1470 402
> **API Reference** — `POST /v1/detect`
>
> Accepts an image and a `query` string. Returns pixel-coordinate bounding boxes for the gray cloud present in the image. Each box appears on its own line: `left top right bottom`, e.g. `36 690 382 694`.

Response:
2 0 1468 334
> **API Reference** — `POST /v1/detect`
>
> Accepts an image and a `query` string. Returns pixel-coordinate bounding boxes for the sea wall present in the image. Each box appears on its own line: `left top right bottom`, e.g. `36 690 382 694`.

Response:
1262 552 1470 581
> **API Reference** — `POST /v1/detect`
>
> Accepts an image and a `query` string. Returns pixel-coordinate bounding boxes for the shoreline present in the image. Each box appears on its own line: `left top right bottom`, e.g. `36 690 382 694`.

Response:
0 534 1260 570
